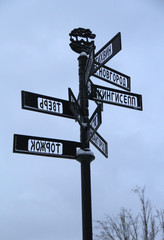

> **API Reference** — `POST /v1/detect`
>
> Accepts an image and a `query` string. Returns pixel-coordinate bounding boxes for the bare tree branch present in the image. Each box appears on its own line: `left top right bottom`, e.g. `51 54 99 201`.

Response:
157 209 164 240
132 186 153 240
94 187 161 240
94 208 139 240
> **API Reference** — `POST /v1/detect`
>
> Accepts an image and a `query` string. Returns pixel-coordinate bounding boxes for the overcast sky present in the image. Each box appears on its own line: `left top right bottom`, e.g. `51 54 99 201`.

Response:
1 0 164 239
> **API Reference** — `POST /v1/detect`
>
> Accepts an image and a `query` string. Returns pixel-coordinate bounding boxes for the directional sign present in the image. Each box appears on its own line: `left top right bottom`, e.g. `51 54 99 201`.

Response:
13 134 81 159
85 44 94 84
88 80 143 111
68 88 83 127
89 130 108 158
93 32 121 72
22 91 75 119
87 105 102 142
92 64 131 91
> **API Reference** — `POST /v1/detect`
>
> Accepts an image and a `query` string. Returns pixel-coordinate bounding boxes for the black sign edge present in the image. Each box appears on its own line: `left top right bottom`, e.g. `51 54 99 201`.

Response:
13 149 78 159
89 97 143 111
13 133 81 146
22 90 71 102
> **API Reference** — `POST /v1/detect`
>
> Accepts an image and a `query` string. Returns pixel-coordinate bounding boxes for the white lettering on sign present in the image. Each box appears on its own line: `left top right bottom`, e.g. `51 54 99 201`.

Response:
94 65 128 88
28 139 63 155
95 44 113 64
96 88 137 107
90 113 98 129
91 132 106 154
38 98 63 113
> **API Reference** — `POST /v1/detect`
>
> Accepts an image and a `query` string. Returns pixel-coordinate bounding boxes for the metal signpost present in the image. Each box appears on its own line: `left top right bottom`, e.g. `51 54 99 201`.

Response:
13 27 143 240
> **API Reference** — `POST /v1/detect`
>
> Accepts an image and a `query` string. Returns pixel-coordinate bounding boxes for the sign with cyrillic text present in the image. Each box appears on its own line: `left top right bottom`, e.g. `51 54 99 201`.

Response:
87 105 102 142
22 91 75 119
94 32 121 72
13 134 81 159
68 88 83 127
88 81 143 111
93 64 131 91
89 130 108 158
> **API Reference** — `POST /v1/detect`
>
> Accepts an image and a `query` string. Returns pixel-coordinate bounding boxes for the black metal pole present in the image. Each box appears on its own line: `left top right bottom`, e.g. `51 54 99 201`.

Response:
81 159 93 240
78 52 89 149
76 52 95 240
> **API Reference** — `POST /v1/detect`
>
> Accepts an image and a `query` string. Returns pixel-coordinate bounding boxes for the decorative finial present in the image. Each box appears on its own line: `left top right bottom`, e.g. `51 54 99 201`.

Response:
69 27 96 54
